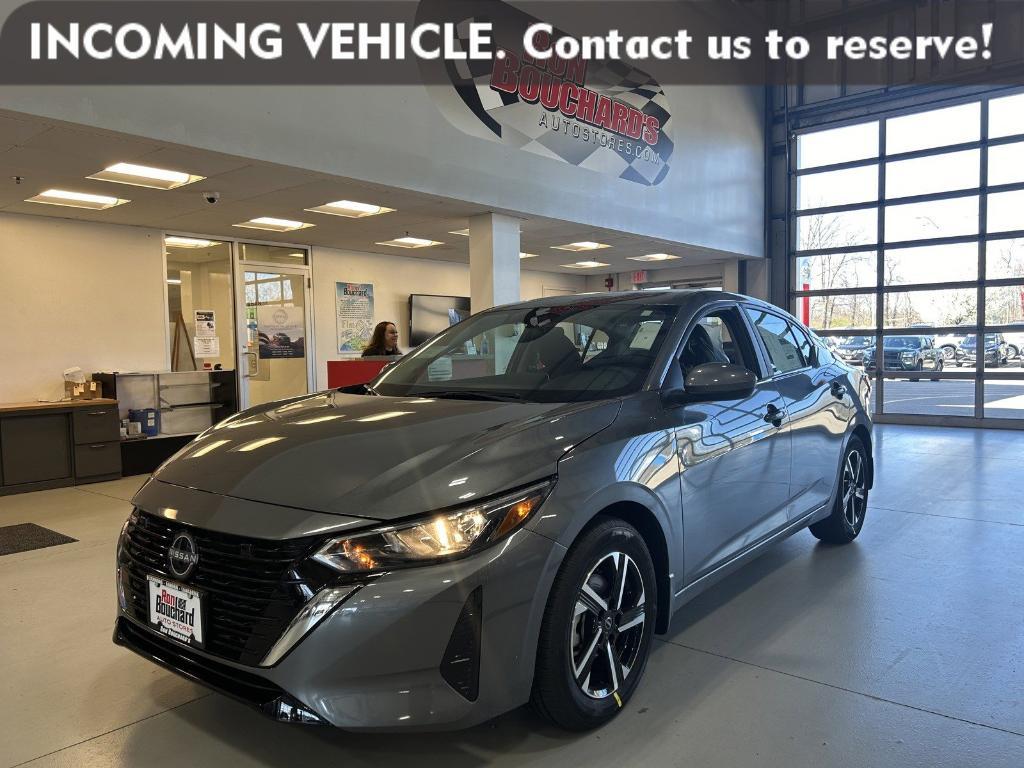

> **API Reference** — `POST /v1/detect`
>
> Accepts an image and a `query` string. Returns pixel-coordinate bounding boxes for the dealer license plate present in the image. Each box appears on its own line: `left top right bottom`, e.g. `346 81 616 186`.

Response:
147 575 205 648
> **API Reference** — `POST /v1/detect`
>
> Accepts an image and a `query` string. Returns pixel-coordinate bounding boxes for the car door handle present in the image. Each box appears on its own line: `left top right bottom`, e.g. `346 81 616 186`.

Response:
763 404 785 427
830 380 847 399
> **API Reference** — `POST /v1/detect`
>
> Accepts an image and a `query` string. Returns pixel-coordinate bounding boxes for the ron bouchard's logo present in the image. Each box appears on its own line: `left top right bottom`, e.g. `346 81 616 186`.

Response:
420 1 674 186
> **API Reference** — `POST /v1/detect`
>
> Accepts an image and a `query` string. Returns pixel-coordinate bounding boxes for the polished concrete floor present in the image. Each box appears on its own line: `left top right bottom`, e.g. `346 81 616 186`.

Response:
1 424 1023 768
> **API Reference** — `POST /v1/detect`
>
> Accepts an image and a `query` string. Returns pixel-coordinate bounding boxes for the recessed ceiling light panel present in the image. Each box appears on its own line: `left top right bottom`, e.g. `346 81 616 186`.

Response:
449 228 470 236
26 188 129 210
88 162 205 190
628 253 680 262
561 260 610 269
551 241 611 252
305 199 395 218
233 217 315 233
376 236 443 249
519 252 539 259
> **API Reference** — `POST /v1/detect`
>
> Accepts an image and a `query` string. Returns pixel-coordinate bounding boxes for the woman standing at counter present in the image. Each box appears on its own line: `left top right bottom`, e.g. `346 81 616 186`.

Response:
361 321 402 357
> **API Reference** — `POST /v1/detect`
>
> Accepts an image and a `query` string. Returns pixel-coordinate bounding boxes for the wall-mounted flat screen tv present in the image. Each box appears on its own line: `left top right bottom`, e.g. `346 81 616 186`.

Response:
409 294 471 347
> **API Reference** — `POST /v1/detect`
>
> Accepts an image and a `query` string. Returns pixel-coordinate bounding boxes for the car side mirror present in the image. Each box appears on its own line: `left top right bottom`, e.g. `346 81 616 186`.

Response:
683 363 757 402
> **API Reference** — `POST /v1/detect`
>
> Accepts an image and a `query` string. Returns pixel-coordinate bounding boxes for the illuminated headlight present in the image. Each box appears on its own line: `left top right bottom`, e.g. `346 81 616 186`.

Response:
312 479 555 574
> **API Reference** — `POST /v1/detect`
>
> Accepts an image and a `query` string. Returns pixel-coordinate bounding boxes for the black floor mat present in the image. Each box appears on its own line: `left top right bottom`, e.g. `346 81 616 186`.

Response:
0 523 77 556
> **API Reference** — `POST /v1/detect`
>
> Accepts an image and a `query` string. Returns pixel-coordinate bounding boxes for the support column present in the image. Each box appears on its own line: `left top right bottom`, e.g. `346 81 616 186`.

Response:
469 213 520 312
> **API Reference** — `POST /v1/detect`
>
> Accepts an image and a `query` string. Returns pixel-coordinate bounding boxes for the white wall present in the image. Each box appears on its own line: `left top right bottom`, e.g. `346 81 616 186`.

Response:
0 212 166 402
0 212 588 401
311 246 585 388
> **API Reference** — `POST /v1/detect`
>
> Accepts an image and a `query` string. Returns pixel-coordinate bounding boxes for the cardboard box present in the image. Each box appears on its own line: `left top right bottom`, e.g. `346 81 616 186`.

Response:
64 380 103 400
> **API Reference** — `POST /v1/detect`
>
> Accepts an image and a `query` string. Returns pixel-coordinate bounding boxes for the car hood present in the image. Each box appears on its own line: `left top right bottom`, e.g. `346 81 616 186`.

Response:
148 391 620 520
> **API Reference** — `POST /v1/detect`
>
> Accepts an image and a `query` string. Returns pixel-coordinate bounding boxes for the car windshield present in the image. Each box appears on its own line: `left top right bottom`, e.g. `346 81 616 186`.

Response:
963 335 998 348
373 301 679 403
886 337 919 349
844 336 871 345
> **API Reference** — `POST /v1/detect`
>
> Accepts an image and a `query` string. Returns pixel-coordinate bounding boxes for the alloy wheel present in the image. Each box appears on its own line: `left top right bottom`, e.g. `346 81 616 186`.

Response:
569 552 647 700
841 449 867 529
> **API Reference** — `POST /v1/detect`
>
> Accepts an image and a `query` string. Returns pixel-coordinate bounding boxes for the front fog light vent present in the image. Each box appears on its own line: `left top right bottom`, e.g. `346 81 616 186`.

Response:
265 696 324 724
440 587 483 702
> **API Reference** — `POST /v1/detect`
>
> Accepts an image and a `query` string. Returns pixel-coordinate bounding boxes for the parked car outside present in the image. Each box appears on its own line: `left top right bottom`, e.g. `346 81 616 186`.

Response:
1002 322 1024 360
863 335 944 379
933 332 967 361
956 334 1009 367
114 290 873 732
835 335 874 365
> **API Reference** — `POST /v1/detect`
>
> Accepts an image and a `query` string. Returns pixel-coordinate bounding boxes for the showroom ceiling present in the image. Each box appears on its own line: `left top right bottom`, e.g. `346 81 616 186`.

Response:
0 109 737 274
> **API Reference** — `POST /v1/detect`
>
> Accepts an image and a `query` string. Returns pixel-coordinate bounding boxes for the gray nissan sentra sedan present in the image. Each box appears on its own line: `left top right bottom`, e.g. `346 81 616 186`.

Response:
114 290 873 731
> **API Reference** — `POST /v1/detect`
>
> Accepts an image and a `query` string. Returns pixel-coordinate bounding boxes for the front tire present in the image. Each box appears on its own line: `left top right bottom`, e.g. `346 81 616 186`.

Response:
531 518 657 731
810 436 868 545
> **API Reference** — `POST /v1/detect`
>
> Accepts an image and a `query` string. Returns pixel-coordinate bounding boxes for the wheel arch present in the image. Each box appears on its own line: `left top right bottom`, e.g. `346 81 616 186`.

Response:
585 501 673 634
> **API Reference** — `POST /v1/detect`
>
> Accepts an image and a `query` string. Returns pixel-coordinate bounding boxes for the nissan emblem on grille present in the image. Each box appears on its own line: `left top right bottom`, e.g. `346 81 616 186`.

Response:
167 532 199 579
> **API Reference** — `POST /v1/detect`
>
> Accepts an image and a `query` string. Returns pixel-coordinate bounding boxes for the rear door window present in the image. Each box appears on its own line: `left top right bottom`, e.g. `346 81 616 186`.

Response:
744 309 808 375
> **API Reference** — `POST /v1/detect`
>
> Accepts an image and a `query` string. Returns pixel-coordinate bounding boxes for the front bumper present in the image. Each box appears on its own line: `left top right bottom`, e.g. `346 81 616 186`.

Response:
956 350 997 365
114 524 565 730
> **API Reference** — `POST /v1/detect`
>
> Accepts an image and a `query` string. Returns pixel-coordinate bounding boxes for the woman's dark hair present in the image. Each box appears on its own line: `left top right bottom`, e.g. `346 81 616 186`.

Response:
364 321 398 354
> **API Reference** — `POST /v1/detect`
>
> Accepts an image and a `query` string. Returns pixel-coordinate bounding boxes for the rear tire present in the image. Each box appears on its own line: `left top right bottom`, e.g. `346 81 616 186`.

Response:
531 518 657 731
810 436 868 545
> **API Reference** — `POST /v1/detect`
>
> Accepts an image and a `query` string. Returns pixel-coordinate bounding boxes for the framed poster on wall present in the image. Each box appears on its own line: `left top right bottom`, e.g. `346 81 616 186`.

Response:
337 282 374 354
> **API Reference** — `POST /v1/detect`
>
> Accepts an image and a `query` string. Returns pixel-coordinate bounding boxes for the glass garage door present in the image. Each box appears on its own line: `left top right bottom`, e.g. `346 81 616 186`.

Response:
790 91 1024 427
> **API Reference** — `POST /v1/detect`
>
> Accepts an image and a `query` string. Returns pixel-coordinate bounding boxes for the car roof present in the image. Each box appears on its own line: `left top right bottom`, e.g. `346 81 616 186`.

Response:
497 289 773 311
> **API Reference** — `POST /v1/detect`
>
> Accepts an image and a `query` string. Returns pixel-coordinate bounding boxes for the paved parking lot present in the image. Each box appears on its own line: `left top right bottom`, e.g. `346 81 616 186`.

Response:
842 361 1024 420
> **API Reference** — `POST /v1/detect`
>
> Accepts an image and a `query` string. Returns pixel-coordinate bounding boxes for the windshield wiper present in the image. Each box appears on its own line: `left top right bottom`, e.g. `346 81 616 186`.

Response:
413 390 530 403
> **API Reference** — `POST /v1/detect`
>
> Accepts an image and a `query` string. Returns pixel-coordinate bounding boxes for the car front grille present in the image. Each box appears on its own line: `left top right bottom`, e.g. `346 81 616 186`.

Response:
118 511 324 666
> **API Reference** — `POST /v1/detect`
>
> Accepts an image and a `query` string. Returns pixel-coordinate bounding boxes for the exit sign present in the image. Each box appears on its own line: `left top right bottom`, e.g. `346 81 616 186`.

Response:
631 270 648 284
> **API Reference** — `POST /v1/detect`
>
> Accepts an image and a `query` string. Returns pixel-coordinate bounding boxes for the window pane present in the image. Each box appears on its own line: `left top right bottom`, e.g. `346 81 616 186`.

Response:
797 293 876 331
797 121 878 170
883 243 978 285
984 381 1024 419
797 165 878 209
885 103 980 155
883 377 975 417
795 251 876 291
885 196 978 242
885 149 979 199
989 92 1024 139
883 289 977 327
744 310 806 373
987 142 1024 186
164 236 235 372
797 208 877 250
239 243 308 265
257 282 282 303
986 238 1024 280
985 283 1024 325
987 189 1024 234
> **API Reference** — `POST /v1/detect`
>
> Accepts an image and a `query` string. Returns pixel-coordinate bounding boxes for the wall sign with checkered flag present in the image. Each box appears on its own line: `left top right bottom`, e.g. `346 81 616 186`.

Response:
419 0 673 187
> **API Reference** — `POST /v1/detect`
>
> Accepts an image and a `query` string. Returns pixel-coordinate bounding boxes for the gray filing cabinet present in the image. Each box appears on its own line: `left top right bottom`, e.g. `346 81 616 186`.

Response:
0 399 122 496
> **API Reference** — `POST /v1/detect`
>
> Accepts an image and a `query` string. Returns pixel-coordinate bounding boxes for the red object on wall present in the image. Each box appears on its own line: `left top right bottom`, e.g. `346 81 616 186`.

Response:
801 283 810 326
327 359 391 388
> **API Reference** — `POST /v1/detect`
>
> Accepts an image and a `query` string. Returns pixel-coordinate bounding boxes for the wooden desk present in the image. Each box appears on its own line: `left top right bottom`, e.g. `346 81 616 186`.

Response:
0 399 122 496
